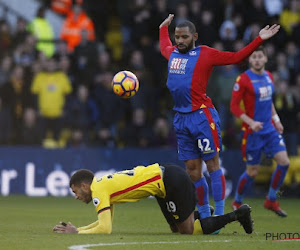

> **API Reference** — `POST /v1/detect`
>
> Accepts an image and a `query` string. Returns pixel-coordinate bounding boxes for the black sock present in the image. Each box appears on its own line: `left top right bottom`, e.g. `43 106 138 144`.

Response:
200 212 236 234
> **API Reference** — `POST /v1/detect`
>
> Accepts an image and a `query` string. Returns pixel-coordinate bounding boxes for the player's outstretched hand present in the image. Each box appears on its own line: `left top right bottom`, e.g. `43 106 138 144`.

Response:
259 24 280 40
159 14 174 29
53 221 78 234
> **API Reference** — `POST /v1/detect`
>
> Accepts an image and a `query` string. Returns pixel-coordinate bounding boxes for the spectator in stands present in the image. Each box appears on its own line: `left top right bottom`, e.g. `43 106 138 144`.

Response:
264 0 283 19
54 40 71 60
27 6 55 58
197 10 218 46
285 41 300 81
92 71 123 144
276 52 290 81
11 18 29 50
60 1 95 52
0 65 33 143
13 34 37 67
214 64 240 132
119 108 153 147
0 20 12 57
72 29 98 86
152 115 176 148
31 57 72 145
0 55 13 88
274 79 300 156
65 84 99 137
279 0 300 35
51 0 73 16
20 107 41 145
219 20 238 50
67 127 87 148
246 0 268 25
105 16 123 62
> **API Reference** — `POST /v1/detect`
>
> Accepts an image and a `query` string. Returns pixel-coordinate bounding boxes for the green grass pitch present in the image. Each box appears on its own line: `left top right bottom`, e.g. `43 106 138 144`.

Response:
0 196 299 250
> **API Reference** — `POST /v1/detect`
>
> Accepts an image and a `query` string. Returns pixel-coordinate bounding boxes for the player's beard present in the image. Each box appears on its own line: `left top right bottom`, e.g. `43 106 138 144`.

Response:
81 191 92 204
177 40 194 54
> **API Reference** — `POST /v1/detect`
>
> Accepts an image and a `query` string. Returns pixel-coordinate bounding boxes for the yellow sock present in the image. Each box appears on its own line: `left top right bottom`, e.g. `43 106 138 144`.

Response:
193 219 203 235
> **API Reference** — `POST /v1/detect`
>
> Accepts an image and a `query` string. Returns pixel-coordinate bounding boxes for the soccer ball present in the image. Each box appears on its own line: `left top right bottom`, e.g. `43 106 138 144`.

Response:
111 70 139 98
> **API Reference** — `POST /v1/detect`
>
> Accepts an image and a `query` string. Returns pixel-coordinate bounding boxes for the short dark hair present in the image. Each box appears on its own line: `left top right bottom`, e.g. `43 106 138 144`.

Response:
254 46 266 55
176 20 196 34
70 169 94 187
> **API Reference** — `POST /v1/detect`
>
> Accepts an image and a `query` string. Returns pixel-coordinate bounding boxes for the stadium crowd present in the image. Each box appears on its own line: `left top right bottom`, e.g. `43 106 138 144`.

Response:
0 0 299 156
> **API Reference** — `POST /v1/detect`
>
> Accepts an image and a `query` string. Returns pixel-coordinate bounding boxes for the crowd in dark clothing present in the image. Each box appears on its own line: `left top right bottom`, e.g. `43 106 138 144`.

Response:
0 0 299 155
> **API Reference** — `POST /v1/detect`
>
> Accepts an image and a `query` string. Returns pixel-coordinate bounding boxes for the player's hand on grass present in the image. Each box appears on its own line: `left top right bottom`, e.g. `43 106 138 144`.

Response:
53 222 78 234
259 24 280 40
249 120 263 132
159 14 174 29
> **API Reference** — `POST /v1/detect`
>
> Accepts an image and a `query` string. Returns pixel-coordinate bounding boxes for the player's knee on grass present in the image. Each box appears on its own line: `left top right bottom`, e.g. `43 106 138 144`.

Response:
169 223 179 233
177 213 194 234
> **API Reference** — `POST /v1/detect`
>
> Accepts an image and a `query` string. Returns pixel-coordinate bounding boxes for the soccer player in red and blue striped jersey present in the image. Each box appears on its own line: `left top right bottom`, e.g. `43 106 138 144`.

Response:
230 46 289 217
159 14 280 221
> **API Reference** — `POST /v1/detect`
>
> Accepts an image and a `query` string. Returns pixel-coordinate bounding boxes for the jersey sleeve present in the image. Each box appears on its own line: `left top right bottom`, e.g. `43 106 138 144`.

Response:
205 36 263 66
230 74 247 117
159 26 175 60
77 209 112 234
31 73 41 94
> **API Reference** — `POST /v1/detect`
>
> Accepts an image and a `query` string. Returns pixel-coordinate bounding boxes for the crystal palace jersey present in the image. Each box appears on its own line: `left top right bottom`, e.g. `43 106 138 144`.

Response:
231 69 276 134
159 26 264 113
90 163 165 214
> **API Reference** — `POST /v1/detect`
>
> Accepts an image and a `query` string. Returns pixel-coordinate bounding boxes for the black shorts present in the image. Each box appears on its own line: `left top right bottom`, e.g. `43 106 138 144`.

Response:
156 164 197 224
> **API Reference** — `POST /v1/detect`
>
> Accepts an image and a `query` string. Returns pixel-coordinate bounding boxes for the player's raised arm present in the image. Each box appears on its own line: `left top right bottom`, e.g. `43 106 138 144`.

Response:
159 14 175 60
259 24 280 40
159 14 174 29
206 24 280 66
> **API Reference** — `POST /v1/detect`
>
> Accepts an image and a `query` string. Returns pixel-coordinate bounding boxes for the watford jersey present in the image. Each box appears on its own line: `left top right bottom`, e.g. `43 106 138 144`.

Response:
90 163 165 214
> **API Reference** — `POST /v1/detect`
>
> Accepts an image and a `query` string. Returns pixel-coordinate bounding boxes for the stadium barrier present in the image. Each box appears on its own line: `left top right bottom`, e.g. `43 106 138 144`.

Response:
0 147 256 197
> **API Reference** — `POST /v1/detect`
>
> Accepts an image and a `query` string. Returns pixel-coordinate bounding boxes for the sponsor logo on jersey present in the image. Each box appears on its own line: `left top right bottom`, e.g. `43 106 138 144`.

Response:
210 123 215 130
258 86 272 101
169 58 188 74
93 197 100 206
189 51 197 56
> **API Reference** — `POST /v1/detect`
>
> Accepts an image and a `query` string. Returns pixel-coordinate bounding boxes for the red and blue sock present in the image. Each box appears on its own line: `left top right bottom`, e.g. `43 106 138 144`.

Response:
268 164 289 201
234 171 254 204
194 177 211 219
210 169 226 216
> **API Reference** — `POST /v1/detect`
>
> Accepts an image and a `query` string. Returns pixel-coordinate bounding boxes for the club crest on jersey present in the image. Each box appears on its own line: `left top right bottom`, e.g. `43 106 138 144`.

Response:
93 197 100 207
169 58 188 74
258 86 272 101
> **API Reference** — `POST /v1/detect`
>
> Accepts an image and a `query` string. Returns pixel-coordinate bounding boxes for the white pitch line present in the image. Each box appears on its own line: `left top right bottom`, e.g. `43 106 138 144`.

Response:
69 239 257 250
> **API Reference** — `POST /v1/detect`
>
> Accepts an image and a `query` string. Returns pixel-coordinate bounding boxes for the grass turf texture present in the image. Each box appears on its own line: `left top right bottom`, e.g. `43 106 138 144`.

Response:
0 196 299 250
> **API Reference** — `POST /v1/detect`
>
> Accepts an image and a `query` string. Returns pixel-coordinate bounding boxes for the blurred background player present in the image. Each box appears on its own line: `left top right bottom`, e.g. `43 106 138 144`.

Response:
230 46 290 217
159 14 280 221
53 163 253 235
